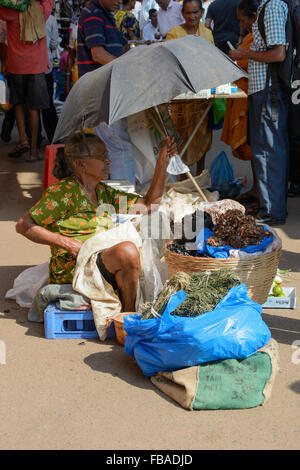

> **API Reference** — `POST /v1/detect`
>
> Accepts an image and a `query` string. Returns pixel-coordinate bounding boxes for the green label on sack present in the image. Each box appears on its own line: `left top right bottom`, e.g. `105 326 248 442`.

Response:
192 352 272 410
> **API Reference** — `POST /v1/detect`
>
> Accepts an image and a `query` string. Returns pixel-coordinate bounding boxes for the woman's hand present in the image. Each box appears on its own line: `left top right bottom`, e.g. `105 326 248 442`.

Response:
157 136 178 166
64 238 83 259
137 136 179 210
16 212 83 259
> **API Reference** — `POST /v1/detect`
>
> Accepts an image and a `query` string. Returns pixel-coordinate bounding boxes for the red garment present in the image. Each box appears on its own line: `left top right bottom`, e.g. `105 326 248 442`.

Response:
0 0 53 74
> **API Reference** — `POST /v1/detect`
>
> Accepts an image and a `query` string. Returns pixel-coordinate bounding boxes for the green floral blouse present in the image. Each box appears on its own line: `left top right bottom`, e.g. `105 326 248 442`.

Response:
29 177 139 284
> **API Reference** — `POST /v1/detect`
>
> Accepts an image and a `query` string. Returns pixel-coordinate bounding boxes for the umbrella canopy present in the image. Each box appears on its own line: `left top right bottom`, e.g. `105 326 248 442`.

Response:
53 35 248 143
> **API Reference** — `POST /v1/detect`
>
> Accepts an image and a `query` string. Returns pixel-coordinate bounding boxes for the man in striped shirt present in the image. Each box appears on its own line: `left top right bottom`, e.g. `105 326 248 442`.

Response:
77 0 136 185
77 0 127 78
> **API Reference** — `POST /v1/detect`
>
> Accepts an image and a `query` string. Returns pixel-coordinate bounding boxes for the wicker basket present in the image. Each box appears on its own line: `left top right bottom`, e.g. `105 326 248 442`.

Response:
164 242 282 305
113 313 134 346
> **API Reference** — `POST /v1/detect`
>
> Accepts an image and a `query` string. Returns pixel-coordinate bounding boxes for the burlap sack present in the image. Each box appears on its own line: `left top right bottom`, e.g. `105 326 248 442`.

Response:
151 338 280 410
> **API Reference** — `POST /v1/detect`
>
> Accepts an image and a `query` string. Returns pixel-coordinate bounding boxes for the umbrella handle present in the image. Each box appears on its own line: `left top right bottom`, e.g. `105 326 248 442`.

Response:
154 105 169 137
155 105 209 201
153 105 209 201
186 171 208 202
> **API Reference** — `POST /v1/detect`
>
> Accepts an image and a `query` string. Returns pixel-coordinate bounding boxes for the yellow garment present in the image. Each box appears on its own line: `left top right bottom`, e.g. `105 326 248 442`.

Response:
114 10 126 30
166 22 214 43
166 23 214 166
19 0 46 43
72 40 79 85
221 33 253 161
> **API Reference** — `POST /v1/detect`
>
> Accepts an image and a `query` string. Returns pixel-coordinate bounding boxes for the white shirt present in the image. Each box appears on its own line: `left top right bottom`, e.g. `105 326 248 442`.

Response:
132 1 142 21
139 0 160 30
46 15 60 74
201 0 212 23
68 23 78 49
142 22 160 41
157 0 184 38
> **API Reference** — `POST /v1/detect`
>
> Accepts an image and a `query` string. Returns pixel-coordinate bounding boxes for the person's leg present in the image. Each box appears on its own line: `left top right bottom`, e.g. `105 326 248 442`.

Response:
249 88 289 221
41 72 58 143
100 241 141 312
24 105 43 148
7 74 27 146
27 108 40 160
249 159 259 195
14 104 28 145
1 106 15 142
26 73 49 159
237 159 259 203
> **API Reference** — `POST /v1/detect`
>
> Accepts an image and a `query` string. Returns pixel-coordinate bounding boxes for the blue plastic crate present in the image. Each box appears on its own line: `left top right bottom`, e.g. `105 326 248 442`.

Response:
44 302 115 339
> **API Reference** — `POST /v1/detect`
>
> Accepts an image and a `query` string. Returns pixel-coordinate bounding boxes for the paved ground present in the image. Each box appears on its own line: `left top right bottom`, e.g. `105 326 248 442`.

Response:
0 120 300 450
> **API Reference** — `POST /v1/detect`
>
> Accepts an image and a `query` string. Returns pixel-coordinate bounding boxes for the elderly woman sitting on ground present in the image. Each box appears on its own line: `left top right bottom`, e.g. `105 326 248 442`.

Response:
16 132 177 313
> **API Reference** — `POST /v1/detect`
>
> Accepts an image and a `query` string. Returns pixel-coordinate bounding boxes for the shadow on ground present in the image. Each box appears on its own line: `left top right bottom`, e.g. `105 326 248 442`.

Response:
278 249 300 273
262 312 300 346
289 380 300 394
0 117 46 222
84 345 179 406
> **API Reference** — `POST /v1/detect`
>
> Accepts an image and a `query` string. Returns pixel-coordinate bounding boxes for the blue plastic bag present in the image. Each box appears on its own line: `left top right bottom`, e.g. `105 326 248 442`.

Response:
196 226 274 258
210 151 234 190
209 151 243 198
124 285 271 377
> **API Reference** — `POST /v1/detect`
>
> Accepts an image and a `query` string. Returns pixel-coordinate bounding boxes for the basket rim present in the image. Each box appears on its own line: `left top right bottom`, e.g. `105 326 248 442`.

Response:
164 239 282 263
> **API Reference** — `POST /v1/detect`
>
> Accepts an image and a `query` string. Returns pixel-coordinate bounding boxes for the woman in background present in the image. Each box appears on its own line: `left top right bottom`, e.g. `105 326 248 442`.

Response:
115 0 141 41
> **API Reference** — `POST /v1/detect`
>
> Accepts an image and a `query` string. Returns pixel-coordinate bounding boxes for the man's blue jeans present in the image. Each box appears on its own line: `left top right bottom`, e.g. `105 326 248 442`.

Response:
248 87 289 220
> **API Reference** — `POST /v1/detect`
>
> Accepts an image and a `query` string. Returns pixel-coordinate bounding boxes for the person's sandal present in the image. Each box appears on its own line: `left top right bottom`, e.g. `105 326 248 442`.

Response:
255 215 286 226
8 143 30 158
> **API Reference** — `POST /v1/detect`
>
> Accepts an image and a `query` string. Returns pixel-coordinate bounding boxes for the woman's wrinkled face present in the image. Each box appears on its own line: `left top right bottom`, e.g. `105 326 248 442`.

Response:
237 8 257 33
183 1 203 28
76 141 111 180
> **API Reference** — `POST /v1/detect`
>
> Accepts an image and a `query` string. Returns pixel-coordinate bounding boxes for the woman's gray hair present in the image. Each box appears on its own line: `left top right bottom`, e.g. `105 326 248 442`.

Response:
52 132 104 179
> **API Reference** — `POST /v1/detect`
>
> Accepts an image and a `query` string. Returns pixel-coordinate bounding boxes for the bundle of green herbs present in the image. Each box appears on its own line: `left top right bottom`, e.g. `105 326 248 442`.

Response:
140 269 241 319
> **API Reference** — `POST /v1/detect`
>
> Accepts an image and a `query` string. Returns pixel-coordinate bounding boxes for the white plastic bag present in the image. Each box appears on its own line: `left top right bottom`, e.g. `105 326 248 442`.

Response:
140 238 169 303
5 263 49 308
